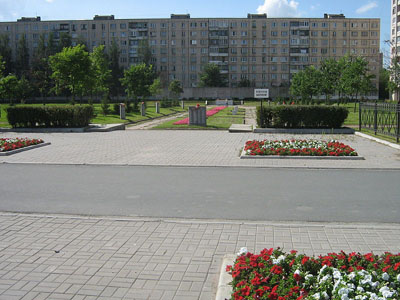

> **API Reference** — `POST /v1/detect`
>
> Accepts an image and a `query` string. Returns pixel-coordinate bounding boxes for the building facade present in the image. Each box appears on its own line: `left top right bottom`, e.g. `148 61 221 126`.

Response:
0 13 380 98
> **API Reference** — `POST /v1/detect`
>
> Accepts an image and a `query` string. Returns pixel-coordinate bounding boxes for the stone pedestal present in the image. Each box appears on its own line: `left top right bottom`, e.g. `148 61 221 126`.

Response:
155 102 160 114
189 106 206 126
119 103 126 120
141 102 146 116
232 106 238 115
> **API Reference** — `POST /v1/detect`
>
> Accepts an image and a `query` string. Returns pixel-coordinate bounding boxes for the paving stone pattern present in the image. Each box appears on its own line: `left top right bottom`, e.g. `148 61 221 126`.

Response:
0 131 399 169
1 214 400 300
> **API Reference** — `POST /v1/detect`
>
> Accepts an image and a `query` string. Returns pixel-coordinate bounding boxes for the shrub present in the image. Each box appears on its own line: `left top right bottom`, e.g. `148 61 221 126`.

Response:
257 105 348 128
7 105 94 128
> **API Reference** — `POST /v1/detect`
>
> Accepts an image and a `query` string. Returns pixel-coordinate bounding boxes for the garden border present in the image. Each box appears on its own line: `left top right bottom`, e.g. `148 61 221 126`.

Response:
0 142 51 156
253 128 355 134
240 149 365 160
215 254 236 300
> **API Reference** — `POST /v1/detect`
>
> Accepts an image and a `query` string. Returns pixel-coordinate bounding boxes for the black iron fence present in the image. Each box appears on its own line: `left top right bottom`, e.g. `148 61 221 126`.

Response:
359 102 400 143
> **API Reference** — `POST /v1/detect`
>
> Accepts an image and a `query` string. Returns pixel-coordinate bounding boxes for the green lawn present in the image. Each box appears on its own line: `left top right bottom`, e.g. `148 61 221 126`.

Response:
0 103 185 127
153 106 245 130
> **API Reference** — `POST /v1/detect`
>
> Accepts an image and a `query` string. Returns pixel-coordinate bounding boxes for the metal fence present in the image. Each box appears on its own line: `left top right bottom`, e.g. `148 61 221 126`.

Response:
359 102 400 143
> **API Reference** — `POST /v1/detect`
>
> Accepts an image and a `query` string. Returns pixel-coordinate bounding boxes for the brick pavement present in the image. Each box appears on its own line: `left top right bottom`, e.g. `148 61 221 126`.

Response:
1 213 400 300
0 131 399 168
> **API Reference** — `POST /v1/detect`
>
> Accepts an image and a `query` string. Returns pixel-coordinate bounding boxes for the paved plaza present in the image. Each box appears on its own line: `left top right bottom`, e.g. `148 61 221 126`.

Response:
1 130 400 168
1 213 400 300
0 129 400 299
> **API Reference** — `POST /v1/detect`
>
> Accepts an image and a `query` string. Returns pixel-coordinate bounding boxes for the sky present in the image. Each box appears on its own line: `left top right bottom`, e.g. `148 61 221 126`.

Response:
0 0 391 58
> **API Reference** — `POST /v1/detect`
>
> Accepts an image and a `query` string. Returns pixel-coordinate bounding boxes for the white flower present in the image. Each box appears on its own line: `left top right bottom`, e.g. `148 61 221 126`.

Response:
397 274 400 282
357 286 364 293
294 269 301 275
341 295 349 300
320 274 332 283
379 286 396 298
333 270 342 279
272 255 286 265
305 274 314 280
321 292 329 300
382 272 390 281
349 272 356 280
371 281 379 289
347 283 355 290
312 293 321 300
237 247 248 256
338 287 350 296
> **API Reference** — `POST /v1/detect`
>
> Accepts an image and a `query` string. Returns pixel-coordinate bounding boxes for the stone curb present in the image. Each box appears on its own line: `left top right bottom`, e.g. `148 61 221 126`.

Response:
240 149 365 160
253 128 355 134
0 142 51 156
215 254 236 300
355 132 400 150
0 123 125 133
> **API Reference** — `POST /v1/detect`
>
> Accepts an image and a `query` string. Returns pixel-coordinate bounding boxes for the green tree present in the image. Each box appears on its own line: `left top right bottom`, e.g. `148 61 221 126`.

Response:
290 66 321 103
58 32 72 51
149 78 162 98
0 55 4 76
16 76 32 103
47 32 58 56
379 68 390 100
89 45 111 98
49 45 91 103
0 34 13 75
107 39 123 99
320 58 341 104
138 40 153 66
388 57 400 103
199 63 227 87
120 63 155 108
0 75 19 104
238 78 252 87
15 35 30 78
168 80 183 98
31 34 53 100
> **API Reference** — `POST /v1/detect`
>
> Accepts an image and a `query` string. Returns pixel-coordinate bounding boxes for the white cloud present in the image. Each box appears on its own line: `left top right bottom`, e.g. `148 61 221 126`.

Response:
257 0 299 17
356 1 378 14
45 0 54 2
310 4 320 11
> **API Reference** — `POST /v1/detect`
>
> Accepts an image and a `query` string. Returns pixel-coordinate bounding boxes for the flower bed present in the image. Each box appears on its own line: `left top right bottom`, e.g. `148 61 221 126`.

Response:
227 248 400 300
244 140 358 157
173 106 227 125
0 138 44 152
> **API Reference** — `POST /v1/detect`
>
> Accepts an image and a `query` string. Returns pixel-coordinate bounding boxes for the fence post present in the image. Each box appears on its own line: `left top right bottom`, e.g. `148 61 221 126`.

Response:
359 102 362 132
374 101 377 136
397 102 400 143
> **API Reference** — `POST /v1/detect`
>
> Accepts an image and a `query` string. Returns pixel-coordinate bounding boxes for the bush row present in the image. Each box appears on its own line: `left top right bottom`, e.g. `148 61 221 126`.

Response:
7 105 94 128
257 105 349 128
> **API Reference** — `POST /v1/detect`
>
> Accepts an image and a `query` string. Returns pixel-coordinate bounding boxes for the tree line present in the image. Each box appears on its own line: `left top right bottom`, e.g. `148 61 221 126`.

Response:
289 56 377 104
0 33 184 107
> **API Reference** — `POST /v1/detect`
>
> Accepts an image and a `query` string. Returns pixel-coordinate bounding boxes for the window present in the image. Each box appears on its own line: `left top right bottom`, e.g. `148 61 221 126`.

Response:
120 23 127 29
110 24 116 30
81 24 87 30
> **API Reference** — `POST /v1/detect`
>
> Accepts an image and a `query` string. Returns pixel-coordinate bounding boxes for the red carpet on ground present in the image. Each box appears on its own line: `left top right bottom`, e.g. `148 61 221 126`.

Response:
173 106 227 125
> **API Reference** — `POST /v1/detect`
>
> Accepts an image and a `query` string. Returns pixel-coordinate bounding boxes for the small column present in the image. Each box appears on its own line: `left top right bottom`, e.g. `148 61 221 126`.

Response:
155 102 160 114
181 100 185 109
141 102 146 116
120 103 126 120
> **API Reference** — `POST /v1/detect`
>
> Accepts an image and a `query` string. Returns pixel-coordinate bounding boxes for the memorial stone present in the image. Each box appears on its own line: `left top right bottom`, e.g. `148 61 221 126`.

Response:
141 102 146 116
120 103 126 120
189 106 206 126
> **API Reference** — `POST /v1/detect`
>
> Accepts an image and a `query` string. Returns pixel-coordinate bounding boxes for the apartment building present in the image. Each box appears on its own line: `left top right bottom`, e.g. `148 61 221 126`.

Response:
0 13 381 98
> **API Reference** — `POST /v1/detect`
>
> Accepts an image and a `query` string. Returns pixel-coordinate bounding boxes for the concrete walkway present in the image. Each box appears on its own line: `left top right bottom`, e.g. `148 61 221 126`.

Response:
1 213 400 300
126 112 187 130
1 131 399 169
244 106 257 127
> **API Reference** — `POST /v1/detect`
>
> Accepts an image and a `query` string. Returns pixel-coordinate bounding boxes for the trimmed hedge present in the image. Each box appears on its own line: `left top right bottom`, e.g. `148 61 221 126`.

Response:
257 105 349 128
7 105 94 128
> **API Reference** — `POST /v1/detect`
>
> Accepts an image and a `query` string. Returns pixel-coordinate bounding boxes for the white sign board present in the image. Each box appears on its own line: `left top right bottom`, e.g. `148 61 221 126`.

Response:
254 89 269 99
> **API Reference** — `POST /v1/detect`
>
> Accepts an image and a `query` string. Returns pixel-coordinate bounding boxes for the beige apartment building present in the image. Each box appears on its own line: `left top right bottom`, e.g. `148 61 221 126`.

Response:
0 13 380 99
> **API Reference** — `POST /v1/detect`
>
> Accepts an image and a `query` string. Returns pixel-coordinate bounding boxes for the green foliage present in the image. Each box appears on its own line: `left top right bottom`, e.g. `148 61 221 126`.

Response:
31 34 53 99
107 39 123 98
15 35 30 78
257 105 349 128
0 75 19 104
138 40 153 66
149 78 162 97
120 63 156 103
49 45 91 102
89 45 111 96
199 63 227 87
320 58 341 103
238 78 252 87
58 32 72 51
16 76 32 103
100 93 110 115
6 105 94 128
0 34 13 75
168 80 183 98
290 66 321 102
379 68 389 100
